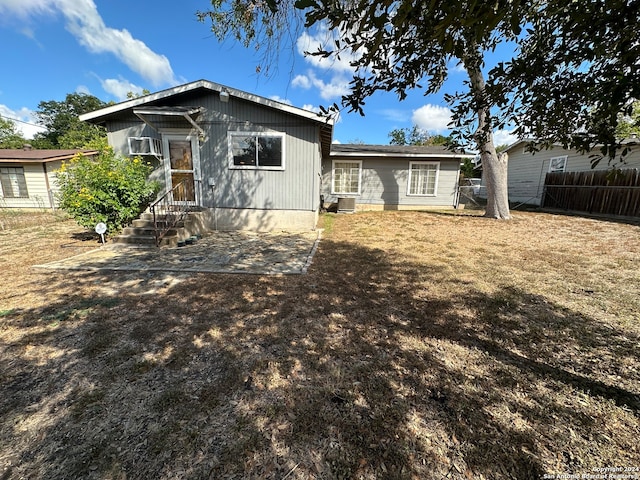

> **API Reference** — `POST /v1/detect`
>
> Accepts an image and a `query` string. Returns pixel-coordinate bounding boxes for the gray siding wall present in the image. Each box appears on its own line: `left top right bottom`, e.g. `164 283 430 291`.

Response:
105 91 322 212
322 156 460 207
507 144 640 205
106 123 165 187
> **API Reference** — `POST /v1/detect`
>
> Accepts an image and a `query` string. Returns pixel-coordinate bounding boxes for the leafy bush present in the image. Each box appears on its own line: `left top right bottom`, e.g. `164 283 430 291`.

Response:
56 149 159 234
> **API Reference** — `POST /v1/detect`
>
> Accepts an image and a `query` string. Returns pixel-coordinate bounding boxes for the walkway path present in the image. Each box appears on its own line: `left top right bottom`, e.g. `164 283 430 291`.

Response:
35 230 321 275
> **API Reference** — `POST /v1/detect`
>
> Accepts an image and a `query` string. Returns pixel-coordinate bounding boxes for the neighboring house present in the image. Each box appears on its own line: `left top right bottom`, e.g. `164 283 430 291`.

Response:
0 147 98 209
80 79 334 231
322 144 466 211
503 138 640 206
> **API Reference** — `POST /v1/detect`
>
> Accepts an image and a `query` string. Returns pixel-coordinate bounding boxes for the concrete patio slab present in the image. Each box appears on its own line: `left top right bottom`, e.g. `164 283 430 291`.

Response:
35 230 322 275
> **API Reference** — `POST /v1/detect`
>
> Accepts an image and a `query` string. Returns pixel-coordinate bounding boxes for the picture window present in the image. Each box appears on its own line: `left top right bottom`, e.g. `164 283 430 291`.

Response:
229 132 285 170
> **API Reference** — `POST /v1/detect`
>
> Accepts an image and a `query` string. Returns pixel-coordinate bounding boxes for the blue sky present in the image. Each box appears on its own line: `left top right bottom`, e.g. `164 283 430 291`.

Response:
0 0 518 146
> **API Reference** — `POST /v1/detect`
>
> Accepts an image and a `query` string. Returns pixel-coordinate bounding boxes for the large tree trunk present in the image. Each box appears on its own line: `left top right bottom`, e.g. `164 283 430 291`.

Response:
465 51 512 220
481 140 511 219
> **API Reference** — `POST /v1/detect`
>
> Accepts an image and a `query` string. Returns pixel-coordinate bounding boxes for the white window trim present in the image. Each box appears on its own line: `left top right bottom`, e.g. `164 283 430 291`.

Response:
407 161 440 196
0 166 29 198
331 159 363 195
128 137 163 156
228 131 286 170
548 155 568 173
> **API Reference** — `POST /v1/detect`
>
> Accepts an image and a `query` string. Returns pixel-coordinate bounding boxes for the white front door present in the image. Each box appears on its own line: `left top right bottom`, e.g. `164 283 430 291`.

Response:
162 134 201 206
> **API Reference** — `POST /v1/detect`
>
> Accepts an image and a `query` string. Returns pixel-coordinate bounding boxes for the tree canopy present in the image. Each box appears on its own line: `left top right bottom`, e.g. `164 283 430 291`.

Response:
615 100 640 141
0 117 27 149
388 126 449 147
33 93 108 149
490 0 640 159
199 0 640 219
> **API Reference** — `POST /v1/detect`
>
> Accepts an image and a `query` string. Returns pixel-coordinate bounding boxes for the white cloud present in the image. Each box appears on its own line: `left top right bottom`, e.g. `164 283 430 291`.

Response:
101 78 145 101
292 75 311 90
296 26 359 74
65 0 176 87
0 0 54 17
0 0 177 87
448 59 466 73
291 24 363 102
76 84 91 95
292 70 350 101
412 104 452 133
493 129 519 147
269 95 292 105
0 105 46 139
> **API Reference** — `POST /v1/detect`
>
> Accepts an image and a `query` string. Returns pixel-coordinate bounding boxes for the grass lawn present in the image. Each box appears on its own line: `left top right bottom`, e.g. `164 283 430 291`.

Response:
1 209 639 479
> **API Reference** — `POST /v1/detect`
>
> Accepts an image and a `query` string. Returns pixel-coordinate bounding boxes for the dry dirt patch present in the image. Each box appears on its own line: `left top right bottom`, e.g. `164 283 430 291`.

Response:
1 209 639 479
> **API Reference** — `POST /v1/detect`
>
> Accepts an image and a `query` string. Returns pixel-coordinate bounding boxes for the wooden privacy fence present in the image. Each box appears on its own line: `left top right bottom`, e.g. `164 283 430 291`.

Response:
542 169 640 217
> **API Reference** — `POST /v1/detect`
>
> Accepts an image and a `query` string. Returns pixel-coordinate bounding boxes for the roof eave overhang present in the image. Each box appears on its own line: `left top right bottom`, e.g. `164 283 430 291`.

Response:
133 107 205 136
0 150 99 163
330 152 466 159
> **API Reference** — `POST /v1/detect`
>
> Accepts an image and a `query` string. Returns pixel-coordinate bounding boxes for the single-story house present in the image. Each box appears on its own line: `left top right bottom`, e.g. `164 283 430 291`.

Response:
80 79 334 231
502 138 640 206
79 79 466 231
322 144 466 212
0 147 98 209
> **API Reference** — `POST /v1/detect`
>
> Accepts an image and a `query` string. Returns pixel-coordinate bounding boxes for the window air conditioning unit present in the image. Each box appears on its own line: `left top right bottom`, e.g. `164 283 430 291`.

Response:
128 137 163 157
337 197 356 213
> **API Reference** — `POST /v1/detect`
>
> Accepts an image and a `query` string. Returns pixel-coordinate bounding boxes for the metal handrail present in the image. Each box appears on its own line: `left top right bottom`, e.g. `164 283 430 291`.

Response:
150 180 190 246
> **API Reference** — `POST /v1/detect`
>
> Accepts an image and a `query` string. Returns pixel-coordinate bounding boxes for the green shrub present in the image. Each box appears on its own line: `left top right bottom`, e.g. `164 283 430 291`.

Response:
56 149 159 234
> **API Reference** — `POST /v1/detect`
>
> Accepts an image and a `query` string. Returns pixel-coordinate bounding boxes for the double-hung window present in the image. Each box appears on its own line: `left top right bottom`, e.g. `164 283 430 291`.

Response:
407 161 439 196
332 160 362 195
229 132 285 170
0 166 28 198
548 156 567 173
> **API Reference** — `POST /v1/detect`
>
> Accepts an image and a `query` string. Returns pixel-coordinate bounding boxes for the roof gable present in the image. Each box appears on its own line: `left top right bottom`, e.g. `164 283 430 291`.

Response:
79 79 334 127
79 79 335 158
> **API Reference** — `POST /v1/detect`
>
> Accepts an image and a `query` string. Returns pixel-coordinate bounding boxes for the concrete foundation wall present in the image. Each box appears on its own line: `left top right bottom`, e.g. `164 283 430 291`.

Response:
192 208 318 232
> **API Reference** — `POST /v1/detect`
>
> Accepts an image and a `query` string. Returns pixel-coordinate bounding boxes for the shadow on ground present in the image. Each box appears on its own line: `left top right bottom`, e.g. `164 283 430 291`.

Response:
1 236 639 479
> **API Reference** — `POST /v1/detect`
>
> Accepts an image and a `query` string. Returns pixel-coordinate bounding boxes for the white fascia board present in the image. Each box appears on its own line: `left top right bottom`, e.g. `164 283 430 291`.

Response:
216 82 335 126
79 81 211 122
503 137 536 153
